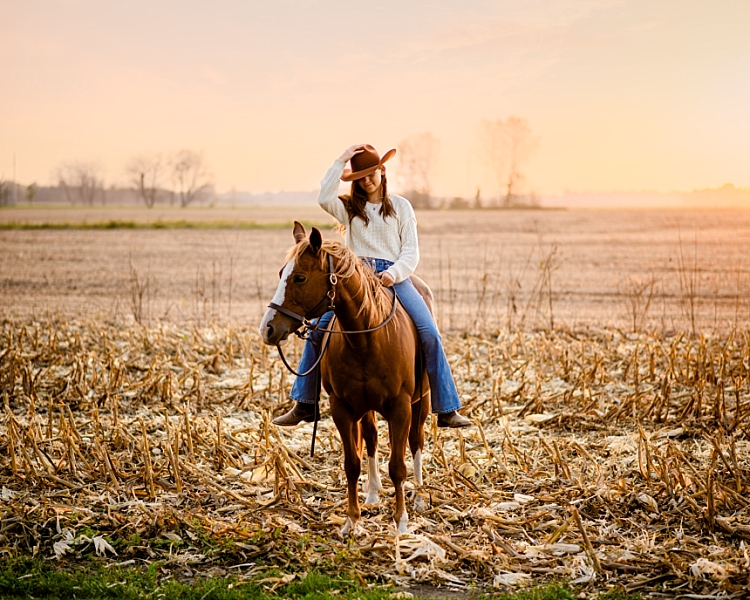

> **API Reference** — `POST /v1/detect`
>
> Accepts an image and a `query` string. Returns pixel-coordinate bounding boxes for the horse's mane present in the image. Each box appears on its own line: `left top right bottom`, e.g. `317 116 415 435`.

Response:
286 239 392 324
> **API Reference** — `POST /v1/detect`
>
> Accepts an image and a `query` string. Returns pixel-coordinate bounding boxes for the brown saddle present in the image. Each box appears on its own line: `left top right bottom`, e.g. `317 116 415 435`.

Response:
409 274 435 317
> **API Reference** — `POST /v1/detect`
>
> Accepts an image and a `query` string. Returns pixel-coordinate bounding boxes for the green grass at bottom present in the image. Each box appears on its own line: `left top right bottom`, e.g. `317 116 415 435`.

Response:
0 558 640 600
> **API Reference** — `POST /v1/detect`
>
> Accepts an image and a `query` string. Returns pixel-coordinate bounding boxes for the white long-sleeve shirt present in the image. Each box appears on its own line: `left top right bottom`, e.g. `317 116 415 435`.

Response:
318 159 420 284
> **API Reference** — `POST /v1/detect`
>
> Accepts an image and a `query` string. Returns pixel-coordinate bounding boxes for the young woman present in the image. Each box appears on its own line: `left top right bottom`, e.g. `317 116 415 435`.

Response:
274 144 470 428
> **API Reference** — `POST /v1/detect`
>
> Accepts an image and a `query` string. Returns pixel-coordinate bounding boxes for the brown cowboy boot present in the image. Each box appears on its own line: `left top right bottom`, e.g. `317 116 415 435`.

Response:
272 402 316 426
437 411 472 428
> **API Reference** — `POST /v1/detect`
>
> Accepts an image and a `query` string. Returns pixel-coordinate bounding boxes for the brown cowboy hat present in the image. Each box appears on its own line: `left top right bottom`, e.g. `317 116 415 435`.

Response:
341 144 397 182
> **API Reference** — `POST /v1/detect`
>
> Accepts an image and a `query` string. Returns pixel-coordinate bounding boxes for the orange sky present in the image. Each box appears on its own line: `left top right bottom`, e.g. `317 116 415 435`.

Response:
2 1 749 198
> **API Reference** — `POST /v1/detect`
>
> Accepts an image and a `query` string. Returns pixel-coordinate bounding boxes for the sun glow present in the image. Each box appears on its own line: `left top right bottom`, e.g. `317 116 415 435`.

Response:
2 1 749 202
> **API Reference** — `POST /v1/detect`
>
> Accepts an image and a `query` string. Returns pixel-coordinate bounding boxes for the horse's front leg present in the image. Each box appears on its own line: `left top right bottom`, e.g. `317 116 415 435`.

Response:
387 396 412 534
331 399 362 536
360 411 382 504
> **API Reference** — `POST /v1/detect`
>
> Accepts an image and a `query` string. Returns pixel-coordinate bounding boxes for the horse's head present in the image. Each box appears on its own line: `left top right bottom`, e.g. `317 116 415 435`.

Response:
259 221 333 345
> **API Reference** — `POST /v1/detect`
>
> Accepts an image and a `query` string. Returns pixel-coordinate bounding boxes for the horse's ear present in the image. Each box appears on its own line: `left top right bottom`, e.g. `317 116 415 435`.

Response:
309 227 323 253
293 221 306 243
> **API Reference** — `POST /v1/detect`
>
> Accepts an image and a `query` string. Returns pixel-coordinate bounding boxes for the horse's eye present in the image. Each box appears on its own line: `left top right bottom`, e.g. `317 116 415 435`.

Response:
293 275 307 284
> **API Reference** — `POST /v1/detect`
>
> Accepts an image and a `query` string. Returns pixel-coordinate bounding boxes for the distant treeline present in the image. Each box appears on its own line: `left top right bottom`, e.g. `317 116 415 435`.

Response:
0 150 215 208
3 177 746 210
404 189 541 210
0 183 541 210
0 183 142 206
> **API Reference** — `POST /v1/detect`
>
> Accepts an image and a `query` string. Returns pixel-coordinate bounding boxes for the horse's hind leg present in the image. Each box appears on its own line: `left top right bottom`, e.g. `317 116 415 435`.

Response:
409 388 430 487
387 397 412 534
331 400 362 536
361 411 382 505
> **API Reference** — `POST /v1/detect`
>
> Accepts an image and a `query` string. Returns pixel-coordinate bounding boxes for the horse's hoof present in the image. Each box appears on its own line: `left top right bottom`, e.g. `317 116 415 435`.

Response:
340 518 354 537
364 491 380 505
414 493 429 514
397 513 409 534
340 517 363 537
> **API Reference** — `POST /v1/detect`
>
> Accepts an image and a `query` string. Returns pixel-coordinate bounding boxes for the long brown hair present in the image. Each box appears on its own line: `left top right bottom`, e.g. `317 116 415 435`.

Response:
338 166 396 227
286 238 391 323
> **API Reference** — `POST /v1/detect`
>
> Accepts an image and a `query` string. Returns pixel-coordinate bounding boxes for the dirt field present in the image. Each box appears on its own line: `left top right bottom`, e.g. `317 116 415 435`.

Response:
2 206 750 332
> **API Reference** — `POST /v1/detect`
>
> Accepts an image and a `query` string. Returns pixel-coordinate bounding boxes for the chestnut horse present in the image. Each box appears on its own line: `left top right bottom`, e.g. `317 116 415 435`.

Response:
259 222 430 535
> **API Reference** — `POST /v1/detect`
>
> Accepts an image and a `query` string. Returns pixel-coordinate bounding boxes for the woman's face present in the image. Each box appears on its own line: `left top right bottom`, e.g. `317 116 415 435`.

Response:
358 167 383 195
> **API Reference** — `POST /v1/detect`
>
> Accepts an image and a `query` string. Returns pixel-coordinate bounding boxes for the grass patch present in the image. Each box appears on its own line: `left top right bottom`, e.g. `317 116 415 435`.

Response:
482 587 639 600
0 219 330 230
0 558 379 600
0 558 639 600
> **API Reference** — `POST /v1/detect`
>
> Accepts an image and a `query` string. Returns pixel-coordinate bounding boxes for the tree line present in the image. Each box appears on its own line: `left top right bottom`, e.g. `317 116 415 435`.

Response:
124 150 212 208
4 117 537 209
397 116 539 209
0 150 214 208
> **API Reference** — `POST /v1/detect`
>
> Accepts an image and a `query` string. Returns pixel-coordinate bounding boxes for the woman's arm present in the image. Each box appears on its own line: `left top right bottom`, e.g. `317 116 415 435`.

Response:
317 145 364 223
317 161 348 223
383 201 420 284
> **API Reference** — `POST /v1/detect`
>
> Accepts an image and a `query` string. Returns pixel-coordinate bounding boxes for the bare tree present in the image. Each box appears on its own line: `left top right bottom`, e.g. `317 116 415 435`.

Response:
170 150 213 207
56 161 104 205
479 119 507 207
397 132 440 209
126 155 164 208
504 117 538 205
479 117 538 207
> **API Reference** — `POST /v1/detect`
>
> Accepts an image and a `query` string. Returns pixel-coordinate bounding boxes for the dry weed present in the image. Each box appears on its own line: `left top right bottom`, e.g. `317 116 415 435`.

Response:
1 317 750 596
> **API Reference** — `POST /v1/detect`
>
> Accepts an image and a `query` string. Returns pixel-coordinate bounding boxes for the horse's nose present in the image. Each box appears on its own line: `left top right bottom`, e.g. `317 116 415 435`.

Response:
264 322 275 341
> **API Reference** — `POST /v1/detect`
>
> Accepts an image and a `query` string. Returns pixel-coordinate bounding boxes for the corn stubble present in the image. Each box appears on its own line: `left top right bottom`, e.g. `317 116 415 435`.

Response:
1 317 750 595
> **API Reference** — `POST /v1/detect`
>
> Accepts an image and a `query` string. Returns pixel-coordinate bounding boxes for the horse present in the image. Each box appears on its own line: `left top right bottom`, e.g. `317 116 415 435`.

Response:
259 222 430 535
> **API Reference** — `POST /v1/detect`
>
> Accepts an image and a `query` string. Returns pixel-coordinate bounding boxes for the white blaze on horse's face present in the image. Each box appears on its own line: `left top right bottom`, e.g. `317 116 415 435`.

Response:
259 258 296 344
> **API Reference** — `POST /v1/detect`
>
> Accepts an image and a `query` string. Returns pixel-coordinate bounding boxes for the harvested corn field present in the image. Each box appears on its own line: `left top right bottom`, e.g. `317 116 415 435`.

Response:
2 317 750 597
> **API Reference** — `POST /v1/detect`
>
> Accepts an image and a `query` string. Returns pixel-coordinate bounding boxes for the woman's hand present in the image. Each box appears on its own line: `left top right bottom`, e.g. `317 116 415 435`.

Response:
337 145 365 163
378 272 395 287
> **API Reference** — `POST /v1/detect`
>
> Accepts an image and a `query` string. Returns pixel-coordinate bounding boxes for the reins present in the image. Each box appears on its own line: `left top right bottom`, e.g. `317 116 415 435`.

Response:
269 251 399 457
274 282 397 378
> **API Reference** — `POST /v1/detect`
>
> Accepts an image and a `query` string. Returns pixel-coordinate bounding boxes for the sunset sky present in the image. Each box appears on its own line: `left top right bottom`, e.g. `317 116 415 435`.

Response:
2 0 749 199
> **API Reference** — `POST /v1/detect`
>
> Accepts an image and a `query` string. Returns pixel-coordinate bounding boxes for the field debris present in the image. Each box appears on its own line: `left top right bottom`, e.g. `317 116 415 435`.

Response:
1 316 750 596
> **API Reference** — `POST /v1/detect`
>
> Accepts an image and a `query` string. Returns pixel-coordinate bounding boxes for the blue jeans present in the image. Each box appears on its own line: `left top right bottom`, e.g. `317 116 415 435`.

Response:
289 258 461 414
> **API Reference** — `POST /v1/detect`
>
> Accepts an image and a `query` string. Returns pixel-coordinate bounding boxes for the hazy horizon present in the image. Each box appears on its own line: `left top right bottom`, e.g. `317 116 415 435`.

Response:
3 1 749 200
5 182 750 210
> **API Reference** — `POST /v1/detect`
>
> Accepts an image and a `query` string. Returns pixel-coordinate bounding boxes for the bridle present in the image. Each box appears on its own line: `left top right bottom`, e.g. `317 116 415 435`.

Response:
268 252 399 363
268 254 338 332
